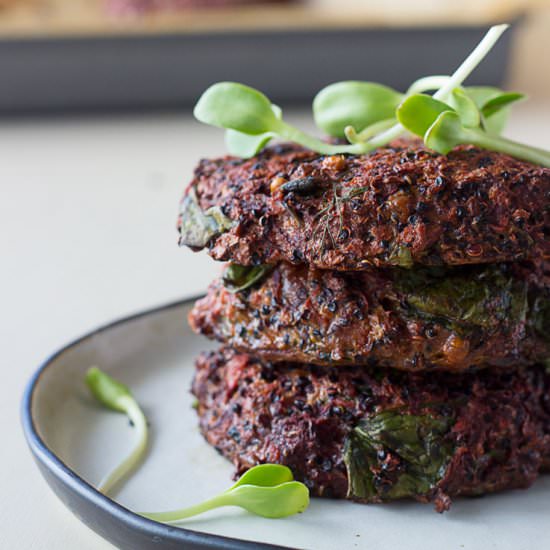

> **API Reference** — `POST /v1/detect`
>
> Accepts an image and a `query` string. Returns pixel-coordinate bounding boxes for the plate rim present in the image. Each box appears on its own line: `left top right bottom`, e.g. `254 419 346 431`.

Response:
20 297 292 550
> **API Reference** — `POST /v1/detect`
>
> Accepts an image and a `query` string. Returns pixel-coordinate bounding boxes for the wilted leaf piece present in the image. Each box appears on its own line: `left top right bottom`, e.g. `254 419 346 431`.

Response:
395 266 529 333
223 263 274 293
179 188 234 248
387 244 414 268
344 411 454 501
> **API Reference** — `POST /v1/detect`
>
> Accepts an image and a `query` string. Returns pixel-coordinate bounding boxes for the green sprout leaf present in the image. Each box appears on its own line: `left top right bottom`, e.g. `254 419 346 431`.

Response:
141 464 309 523
313 81 403 138
225 130 275 158
194 82 281 135
85 370 310 523
225 105 282 158
191 25 550 167
396 94 452 137
86 366 132 413
225 482 309 519
86 367 148 496
481 91 525 118
227 463 294 488
196 81 363 155
424 110 469 154
423 109 550 166
223 263 273 293
448 88 480 128
365 24 510 150
462 85 499 107
464 86 523 135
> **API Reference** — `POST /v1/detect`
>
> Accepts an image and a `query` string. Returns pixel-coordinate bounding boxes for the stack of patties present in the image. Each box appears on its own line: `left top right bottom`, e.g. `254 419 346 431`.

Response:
179 141 550 512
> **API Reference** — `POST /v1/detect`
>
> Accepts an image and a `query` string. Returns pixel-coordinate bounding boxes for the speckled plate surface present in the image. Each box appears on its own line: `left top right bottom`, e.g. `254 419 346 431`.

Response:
21 299 550 550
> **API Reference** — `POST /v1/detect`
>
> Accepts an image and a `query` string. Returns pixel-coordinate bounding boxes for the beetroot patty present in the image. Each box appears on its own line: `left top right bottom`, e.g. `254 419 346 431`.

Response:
190 261 550 371
193 347 550 512
178 142 550 269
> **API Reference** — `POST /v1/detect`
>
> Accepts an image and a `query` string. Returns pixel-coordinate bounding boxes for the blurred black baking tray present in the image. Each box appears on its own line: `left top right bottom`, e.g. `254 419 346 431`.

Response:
0 23 519 114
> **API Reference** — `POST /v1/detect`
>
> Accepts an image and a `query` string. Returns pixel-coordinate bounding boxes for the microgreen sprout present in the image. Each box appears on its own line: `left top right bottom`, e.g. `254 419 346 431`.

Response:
193 24 550 167
85 371 309 523
396 92 550 166
141 464 310 522
195 82 358 156
85 367 148 496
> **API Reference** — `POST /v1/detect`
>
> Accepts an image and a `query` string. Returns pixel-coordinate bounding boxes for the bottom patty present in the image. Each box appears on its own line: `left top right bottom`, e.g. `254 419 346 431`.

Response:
192 348 550 512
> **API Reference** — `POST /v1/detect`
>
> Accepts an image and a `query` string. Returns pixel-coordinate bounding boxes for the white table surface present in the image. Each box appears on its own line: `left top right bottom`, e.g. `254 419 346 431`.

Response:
1 104 550 549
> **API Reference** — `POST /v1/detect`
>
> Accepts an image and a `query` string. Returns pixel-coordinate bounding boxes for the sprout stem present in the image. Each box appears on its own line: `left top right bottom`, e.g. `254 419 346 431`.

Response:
406 75 451 94
361 24 509 152
276 121 364 155
432 24 509 101
140 464 309 523
142 494 231 523
85 367 149 496
345 118 396 143
468 130 550 167
194 24 550 166
97 396 149 495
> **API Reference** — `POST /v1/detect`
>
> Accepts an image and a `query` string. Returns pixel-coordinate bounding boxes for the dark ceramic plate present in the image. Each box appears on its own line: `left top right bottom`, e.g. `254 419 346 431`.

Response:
21 299 550 549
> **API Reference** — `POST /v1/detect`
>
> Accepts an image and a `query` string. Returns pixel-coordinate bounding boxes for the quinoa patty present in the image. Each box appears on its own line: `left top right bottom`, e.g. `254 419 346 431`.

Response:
189 262 550 371
178 142 550 269
193 347 550 512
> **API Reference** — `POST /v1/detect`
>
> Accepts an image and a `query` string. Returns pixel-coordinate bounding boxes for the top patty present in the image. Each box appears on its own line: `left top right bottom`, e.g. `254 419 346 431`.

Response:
178 142 550 269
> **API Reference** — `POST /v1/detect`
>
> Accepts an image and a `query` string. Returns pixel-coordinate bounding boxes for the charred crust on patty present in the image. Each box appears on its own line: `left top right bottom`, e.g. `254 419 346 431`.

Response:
178 142 550 269
189 261 550 371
